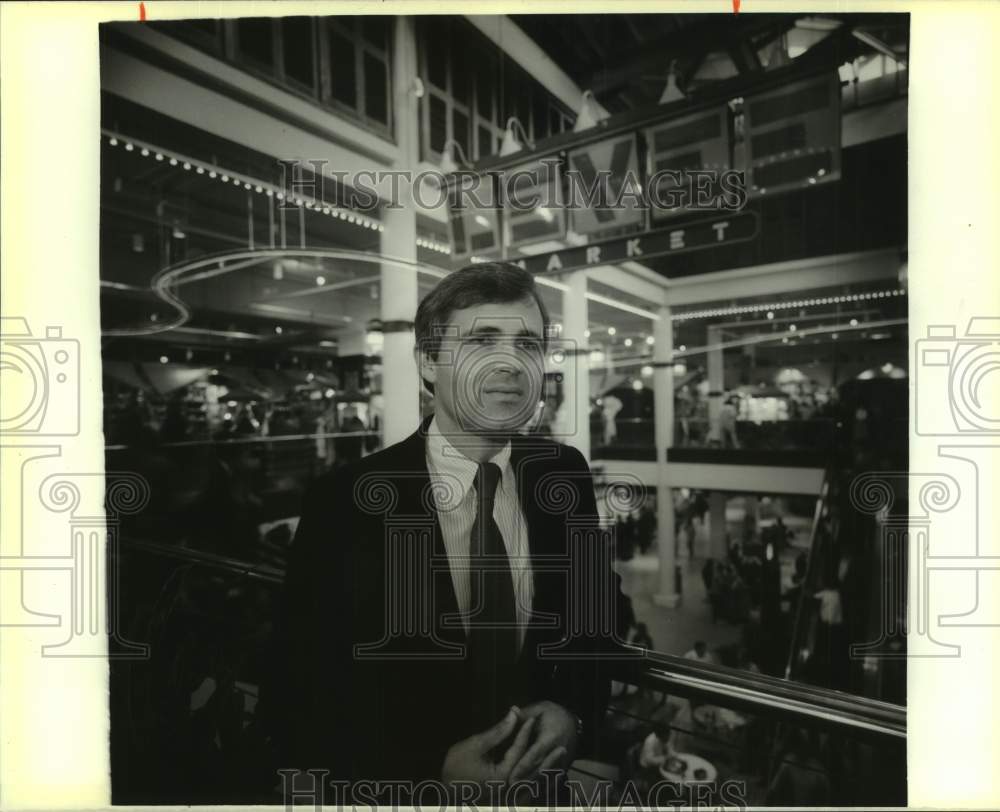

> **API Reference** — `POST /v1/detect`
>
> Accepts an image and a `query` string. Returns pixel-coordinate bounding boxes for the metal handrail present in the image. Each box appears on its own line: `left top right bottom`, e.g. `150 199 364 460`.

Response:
105 429 379 451
119 538 285 584
618 648 905 741
784 474 831 679
120 539 905 740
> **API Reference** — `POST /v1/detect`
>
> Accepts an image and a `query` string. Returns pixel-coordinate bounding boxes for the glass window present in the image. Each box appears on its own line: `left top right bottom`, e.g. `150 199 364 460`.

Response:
237 18 274 67
478 125 494 158
364 52 388 125
451 38 471 107
328 27 357 107
476 56 495 120
429 94 448 154
363 16 391 50
425 22 449 90
282 17 314 88
532 93 549 141
516 86 531 136
502 66 519 126
452 108 470 159
549 104 562 134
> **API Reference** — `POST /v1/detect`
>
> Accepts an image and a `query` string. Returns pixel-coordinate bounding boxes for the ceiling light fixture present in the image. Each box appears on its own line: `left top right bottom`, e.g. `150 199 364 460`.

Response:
500 117 533 157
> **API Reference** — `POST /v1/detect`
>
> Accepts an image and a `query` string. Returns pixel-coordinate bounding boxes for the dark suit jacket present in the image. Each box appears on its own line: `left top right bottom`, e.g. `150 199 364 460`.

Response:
265 413 624 788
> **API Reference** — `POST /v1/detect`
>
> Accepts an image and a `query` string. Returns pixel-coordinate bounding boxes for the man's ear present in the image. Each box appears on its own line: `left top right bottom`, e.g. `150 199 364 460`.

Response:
413 344 437 389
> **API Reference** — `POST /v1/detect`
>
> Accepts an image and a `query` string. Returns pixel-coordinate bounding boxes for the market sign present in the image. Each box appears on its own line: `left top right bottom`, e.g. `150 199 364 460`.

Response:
743 73 841 197
644 106 730 223
512 210 759 275
502 158 567 249
566 133 644 235
448 173 501 260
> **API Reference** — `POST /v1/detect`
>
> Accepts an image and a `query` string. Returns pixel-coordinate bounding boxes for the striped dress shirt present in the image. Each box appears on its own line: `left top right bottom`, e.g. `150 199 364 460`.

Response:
425 415 533 650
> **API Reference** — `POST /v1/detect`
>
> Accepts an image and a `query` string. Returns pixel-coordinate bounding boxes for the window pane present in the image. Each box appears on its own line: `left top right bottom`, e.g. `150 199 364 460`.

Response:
502 65 518 125
516 86 531 136
364 53 388 124
532 92 548 141
549 104 562 134
363 16 391 50
451 38 471 107
476 56 495 120
452 108 470 160
425 21 449 89
328 27 357 107
478 125 493 158
282 17 314 87
429 94 447 154
238 18 274 66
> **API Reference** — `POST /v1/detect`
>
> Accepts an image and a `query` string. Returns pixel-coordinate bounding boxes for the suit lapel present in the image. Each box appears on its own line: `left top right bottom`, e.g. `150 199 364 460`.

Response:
391 414 464 646
510 436 566 660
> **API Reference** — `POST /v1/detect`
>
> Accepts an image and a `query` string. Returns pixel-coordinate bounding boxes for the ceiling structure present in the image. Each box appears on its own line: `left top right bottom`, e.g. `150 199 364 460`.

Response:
100 12 909 373
511 12 908 113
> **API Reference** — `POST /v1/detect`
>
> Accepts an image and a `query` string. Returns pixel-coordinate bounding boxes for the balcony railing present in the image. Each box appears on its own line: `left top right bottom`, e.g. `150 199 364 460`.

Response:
591 417 836 463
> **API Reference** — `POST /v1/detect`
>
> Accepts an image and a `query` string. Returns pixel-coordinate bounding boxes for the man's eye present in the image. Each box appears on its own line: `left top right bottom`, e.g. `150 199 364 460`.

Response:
517 338 541 351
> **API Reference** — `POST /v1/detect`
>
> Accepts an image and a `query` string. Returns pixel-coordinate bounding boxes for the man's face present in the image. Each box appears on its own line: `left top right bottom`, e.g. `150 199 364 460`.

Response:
419 297 546 435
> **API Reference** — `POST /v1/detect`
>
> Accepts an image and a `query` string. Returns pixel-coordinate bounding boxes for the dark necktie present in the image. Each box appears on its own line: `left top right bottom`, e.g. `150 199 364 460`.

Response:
468 462 519 669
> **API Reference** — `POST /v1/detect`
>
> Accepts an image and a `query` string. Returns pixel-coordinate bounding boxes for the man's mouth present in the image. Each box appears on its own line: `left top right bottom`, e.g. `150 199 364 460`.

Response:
485 386 523 395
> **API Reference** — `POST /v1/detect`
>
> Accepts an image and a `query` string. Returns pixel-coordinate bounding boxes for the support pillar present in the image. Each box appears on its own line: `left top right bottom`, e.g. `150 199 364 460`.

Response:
380 16 421 446
706 323 724 444
652 304 679 607
556 270 590 460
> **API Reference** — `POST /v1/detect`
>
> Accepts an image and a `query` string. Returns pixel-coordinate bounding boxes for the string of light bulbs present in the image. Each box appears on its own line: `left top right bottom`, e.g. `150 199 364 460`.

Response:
416 237 452 255
672 288 906 322
102 129 384 233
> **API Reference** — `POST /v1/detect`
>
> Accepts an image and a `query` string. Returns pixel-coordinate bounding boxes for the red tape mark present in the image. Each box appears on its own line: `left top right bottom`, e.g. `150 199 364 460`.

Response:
139 1 146 20
733 0 740 12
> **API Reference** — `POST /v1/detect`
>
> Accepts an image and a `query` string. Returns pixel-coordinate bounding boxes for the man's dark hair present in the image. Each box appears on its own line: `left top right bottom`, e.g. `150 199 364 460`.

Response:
414 261 551 395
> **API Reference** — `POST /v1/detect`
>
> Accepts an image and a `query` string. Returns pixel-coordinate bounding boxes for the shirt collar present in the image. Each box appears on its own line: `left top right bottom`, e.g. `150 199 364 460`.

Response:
426 414 512 506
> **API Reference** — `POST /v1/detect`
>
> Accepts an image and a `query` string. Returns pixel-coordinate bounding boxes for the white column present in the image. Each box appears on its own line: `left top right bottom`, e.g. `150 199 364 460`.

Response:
652 304 679 607
379 16 421 446
706 323 724 442
557 270 591 460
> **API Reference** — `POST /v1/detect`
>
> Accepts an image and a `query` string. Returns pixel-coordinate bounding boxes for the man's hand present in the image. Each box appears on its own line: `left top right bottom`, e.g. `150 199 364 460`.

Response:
441 707 537 786
509 700 578 781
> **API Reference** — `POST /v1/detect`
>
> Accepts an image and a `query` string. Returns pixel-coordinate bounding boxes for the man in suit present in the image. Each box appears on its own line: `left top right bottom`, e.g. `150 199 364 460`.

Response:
266 262 625 802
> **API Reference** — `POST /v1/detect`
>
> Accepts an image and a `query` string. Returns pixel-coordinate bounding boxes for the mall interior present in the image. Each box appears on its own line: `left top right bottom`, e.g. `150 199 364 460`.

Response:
100 13 909 805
